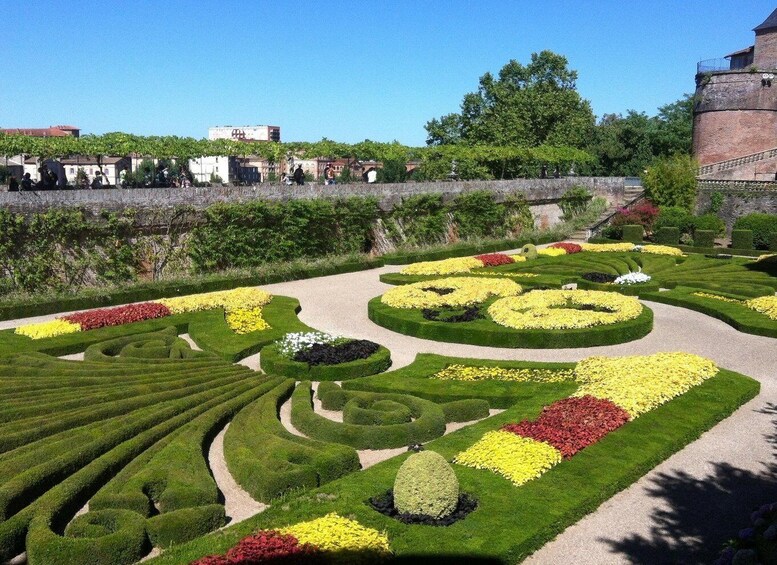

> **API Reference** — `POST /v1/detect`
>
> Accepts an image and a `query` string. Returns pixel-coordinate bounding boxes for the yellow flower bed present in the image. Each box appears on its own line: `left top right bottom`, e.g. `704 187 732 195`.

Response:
746 296 777 320
639 244 684 256
573 352 719 418
433 364 575 383
381 277 522 309
454 430 562 486
755 253 777 262
155 287 272 314
224 307 271 334
488 290 643 330
399 257 484 276
580 243 636 253
507 255 528 262
14 319 81 340
537 247 567 257
692 292 742 304
280 512 391 555
476 271 538 278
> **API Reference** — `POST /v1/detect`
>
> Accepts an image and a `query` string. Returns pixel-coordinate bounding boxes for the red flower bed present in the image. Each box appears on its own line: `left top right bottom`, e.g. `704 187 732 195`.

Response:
474 253 515 267
502 396 630 458
191 531 319 564
549 242 582 254
62 302 172 331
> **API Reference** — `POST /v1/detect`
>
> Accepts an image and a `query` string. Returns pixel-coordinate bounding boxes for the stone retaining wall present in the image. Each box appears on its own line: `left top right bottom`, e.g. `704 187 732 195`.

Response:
0 177 626 215
697 182 777 230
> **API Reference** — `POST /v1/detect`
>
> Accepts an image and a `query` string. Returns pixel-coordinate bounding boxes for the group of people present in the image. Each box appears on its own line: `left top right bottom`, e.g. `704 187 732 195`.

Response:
279 163 377 186
8 169 106 191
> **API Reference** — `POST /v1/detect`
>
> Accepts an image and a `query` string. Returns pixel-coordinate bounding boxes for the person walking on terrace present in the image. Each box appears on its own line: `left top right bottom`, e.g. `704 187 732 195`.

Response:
293 165 305 186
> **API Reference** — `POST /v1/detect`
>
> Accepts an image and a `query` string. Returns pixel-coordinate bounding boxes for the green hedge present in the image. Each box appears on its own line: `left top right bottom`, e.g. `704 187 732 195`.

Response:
655 226 680 245
0 256 383 323
641 286 777 339
733 213 777 249
223 380 360 503
441 399 491 422
367 296 654 349
259 343 391 381
576 279 661 296
342 398 412 426
731 229 754 250
694 229 715 248
293 382 447 449
622 224 644 244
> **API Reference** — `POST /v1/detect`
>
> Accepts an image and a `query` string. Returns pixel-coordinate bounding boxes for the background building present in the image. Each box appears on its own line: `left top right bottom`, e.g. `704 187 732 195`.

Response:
694 8 777 181
207 125 280 142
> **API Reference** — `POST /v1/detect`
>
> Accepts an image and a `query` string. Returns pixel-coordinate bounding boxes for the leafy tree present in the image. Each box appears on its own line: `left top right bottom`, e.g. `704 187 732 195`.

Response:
652 94 694 156
426 51 595 150
376 159 408 183
642 154 698 212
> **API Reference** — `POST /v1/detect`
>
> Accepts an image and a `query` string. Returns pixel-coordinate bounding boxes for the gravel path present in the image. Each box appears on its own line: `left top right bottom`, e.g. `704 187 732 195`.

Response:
3 262 775 563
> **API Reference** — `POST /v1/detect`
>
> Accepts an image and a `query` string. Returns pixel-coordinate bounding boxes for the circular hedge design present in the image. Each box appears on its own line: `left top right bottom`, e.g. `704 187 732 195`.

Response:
369 289 653 349
381 277 522 309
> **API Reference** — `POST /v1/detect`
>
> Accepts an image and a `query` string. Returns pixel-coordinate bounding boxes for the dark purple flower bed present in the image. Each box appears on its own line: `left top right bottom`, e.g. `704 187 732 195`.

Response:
293 340 380 366
581 272 618 283
369 490 477 526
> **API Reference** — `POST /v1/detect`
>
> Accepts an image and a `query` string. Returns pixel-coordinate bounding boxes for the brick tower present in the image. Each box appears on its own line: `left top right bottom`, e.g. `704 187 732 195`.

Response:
693 8 777 180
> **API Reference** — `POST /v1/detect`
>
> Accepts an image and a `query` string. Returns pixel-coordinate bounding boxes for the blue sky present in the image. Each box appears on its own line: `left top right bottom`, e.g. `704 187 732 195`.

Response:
2 0 774 145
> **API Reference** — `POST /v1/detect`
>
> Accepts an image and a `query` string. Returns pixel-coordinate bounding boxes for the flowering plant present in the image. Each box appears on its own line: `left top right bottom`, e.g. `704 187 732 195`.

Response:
549 242 582 254
639 244 683 257
474 253 515 267
275 331 345 358
381 277 522 310
746 295 777 320
537 247 567 257
191 531 318 564
279 512 391 556
14 319 81 339
502 396 630 458
433 364 574 383
454 430 562 486
488 290 643 330
613 272 651 285
224 308 270 334
62 303 171 331
573 352 719 418
580 243 637 253
400 257 484 276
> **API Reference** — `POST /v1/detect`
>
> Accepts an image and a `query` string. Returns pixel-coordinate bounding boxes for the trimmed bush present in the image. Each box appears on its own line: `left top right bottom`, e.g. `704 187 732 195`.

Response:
343 398 412 426
770 233 777 251
693 230 715 249
259 343 391 381
691 214 725 237
655 226 680 245
146 505 226 548
441 399 491 422
734 213 777 249
731 230 754 250
291 382 447 449
394 451 459 519
519 244 538 260
621 225 644 244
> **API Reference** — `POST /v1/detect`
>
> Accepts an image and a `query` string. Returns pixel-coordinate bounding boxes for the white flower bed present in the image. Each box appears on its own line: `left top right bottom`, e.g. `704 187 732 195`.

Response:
276 331 344 358
614 272 652 285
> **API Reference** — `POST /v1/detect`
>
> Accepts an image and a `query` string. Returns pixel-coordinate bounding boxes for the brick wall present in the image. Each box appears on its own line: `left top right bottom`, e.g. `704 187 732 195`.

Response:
755 30 777 69
692 71 777 166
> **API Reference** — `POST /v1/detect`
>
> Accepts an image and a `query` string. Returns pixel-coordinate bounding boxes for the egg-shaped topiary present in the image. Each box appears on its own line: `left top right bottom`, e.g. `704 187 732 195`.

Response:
520 244 538 260
393 451 459 519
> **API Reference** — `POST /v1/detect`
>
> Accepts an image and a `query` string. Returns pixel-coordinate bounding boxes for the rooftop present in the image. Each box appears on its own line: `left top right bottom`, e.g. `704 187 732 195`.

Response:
754 8 777 32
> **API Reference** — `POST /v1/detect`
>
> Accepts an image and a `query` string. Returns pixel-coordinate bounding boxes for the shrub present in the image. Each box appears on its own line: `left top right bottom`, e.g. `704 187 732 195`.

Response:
343 398 412 425
691 214 726 237
642 154 698 211
655 226 680 245
732 229 754 250
654 206 693 234
694 230 715 248
519 244 538 260
770 233 777 251
610 202 660 236
549 242 582 254
734 213 777 249
394 451 459 519
621 225 644 243
559 187 592 219
474 253 514 267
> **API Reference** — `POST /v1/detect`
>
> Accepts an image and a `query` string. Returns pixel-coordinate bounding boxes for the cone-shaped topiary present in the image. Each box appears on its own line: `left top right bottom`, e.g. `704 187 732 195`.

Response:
393 451 459 519
520 244 538 260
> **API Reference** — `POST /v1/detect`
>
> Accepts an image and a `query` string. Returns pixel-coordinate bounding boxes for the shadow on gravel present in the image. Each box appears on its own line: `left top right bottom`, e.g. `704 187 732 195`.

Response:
599 402 777 564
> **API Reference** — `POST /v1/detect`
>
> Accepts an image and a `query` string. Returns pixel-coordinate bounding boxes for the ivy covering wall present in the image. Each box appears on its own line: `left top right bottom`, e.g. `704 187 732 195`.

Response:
0 191 535 295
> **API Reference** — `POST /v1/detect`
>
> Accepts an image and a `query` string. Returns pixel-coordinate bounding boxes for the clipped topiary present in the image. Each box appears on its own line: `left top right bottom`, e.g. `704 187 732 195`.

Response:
520 244 538 260
393 451 459 519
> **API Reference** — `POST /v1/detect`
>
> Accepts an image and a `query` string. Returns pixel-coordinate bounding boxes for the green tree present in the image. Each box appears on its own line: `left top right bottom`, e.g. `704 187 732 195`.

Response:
376 159 408 183
426 51 595 150
642 154 698 212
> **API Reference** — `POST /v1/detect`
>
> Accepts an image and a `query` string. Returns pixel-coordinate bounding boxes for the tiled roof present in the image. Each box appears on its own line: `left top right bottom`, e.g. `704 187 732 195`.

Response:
754 8 777 32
